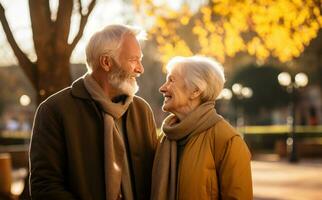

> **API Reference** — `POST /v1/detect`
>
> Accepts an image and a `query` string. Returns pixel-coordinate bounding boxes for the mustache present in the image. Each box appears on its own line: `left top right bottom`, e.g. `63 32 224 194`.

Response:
111 59 140 79
119 70 140 79
131 73 140 78
110 67 140 81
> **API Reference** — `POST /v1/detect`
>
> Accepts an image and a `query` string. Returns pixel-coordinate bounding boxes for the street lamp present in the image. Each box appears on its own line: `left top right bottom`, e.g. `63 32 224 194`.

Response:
232 83 253 128
220 88 233 100
232 83 253 99
218 84 253 128
19 95 31 106
277 72 308 163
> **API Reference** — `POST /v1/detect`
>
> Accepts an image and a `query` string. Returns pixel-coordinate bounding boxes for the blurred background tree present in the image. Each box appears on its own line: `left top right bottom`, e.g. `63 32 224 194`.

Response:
229 65 290 114
0 98 4 117
134 0 322 66
0 0 96 103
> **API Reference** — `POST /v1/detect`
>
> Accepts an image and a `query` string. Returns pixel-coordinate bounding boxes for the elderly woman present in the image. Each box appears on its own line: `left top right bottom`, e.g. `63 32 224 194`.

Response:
151 56 253 200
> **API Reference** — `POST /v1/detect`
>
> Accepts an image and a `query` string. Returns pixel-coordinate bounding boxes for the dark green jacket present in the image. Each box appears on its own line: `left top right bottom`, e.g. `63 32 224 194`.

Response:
29 78 158 200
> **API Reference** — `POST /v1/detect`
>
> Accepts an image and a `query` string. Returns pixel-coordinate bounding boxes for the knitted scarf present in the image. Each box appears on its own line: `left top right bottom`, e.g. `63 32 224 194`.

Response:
84 74 133 200
151 101 222 200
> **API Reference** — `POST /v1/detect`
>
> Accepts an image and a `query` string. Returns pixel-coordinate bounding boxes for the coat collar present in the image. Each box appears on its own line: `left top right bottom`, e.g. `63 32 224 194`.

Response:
71 76 92 100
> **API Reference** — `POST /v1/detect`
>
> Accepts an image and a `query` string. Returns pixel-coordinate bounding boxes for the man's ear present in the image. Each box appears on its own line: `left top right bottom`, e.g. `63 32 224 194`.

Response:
190 88 202 100
99 55 112 72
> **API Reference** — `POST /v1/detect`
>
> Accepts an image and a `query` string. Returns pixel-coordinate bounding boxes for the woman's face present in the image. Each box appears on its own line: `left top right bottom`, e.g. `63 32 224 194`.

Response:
159 66 198 117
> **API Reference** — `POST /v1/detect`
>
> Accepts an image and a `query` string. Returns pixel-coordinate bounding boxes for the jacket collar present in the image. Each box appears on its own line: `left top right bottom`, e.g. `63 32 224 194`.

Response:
71 76 92 100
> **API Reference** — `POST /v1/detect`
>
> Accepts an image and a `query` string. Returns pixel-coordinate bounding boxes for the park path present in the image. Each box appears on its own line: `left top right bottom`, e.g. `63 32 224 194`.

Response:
252 158 322 200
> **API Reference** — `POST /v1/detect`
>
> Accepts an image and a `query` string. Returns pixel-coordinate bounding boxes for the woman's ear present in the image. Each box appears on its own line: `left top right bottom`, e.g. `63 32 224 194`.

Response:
99 55 112 72
190 88 201 100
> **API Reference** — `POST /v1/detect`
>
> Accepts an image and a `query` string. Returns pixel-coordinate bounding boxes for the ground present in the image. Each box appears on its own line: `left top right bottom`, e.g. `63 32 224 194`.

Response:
252 156 322 200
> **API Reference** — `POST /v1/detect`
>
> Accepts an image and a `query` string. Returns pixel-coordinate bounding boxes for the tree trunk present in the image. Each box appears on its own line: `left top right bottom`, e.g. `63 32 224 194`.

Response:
34 53 72 104
1 0 96 105
1 1 96 199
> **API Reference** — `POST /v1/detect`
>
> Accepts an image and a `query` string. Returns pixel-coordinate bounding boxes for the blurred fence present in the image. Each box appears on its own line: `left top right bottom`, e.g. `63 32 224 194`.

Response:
239 125 322 158
238 125 322 135
0 126 321 166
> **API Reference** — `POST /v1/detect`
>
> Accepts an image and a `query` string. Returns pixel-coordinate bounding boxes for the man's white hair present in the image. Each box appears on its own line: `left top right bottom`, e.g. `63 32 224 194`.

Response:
85 24 146 73
166 56 226 102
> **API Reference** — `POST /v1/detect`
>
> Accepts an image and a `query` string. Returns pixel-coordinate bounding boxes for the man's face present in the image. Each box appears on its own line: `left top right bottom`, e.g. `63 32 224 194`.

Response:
107 58 139 96
108 34 144 96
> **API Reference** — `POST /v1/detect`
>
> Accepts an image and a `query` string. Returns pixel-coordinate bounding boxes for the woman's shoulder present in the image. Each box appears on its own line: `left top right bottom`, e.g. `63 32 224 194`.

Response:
206 119 241 144
213 119 239 135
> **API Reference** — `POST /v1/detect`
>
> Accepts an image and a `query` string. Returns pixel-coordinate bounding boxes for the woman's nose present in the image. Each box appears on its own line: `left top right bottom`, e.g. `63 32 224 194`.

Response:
159 83 167 93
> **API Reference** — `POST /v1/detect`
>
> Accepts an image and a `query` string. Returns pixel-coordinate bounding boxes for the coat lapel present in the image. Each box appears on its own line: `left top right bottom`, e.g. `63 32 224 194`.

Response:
71 77 92 100
71 77 103 120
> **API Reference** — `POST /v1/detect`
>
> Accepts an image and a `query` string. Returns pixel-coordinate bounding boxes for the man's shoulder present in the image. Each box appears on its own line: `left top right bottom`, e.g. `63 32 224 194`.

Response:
133 96 150 106
131 96 154 114
39 77 88 108
40 87 73 107
36 86 79 116
33 86 74 118
133 95 149 105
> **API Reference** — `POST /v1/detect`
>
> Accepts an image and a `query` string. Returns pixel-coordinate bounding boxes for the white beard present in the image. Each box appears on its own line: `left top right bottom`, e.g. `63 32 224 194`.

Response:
108 58 140 96
111 77 139 96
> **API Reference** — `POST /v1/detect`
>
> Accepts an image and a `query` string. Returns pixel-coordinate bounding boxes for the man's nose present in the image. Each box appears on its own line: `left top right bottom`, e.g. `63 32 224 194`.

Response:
134 61 144 74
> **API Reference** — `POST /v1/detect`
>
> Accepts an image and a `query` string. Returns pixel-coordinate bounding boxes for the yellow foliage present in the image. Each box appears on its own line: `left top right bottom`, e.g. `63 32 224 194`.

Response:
133 0 322 65
313 7 321 17
318 16 322 25
158 40 192 68
180 16 190 25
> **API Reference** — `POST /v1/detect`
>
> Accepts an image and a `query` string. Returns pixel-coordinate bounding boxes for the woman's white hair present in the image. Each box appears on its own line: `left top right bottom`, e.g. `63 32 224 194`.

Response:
166 56 226 102
85 24 146 73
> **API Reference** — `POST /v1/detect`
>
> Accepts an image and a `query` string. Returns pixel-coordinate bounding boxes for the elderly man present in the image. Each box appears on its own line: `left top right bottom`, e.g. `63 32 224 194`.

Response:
29 24 158 200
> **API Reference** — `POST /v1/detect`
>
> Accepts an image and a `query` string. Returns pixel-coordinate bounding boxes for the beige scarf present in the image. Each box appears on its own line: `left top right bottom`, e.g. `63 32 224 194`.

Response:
84 74 133 200
151 101 222 200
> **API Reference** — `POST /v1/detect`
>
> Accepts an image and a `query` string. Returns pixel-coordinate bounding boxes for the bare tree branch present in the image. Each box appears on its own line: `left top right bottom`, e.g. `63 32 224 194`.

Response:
0 3 36 87
45 0 54 26
29 0 54 57
55 0 73 50
69 0 96 53
77 0 83 14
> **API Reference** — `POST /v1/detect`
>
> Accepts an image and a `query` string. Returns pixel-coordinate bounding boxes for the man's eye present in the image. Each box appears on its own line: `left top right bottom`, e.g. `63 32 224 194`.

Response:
130 59 139 63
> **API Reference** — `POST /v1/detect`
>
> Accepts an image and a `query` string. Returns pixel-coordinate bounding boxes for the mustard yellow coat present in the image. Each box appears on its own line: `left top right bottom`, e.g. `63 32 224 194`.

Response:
177 119 253 200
